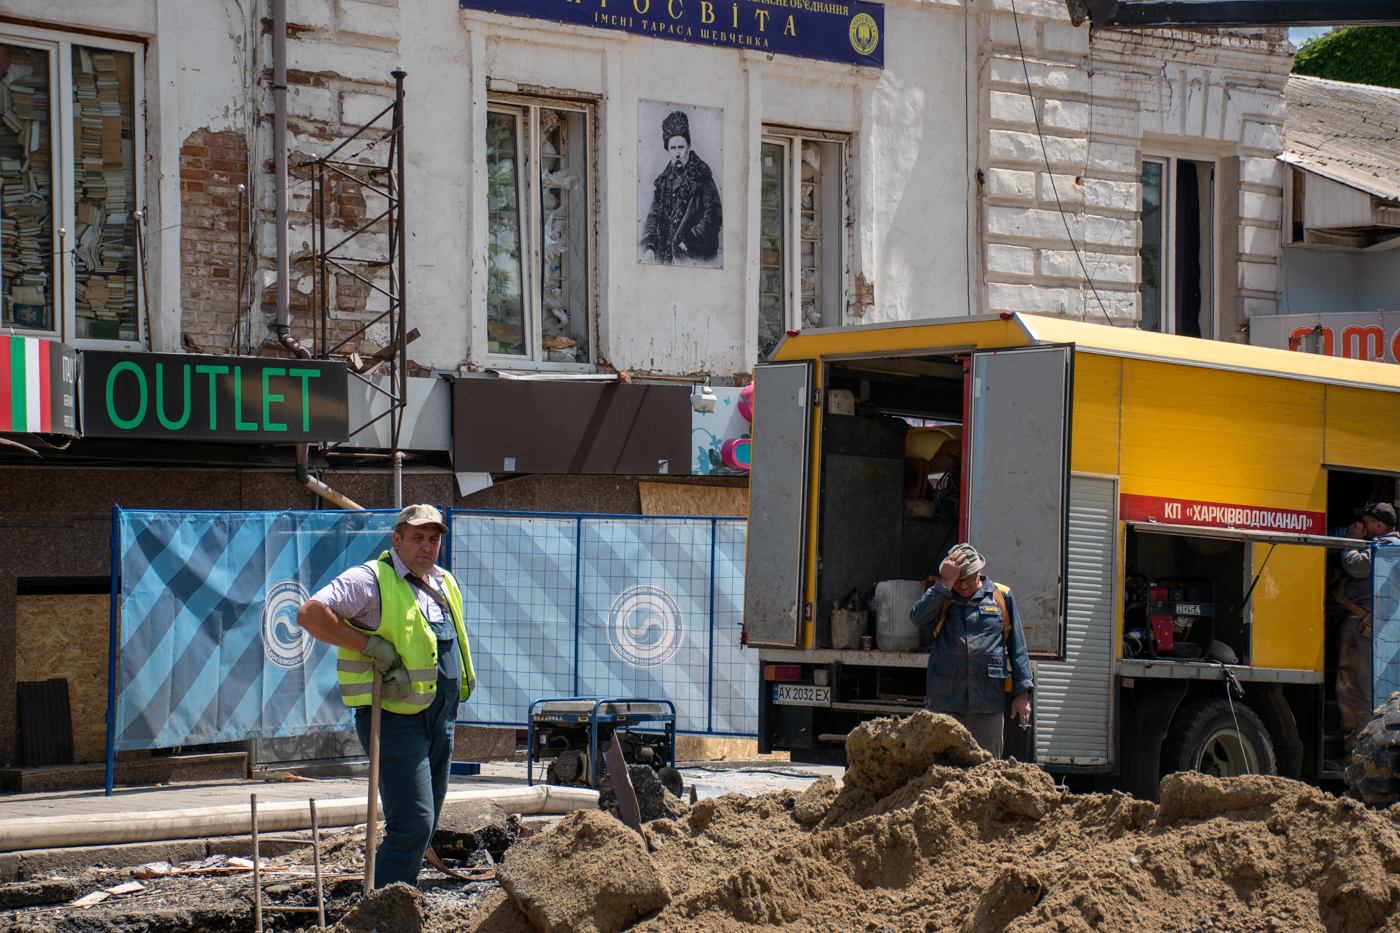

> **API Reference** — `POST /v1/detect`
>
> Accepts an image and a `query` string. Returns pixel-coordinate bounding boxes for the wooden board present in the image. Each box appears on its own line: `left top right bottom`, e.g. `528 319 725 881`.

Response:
17 595 110 763
638 482 748 517
674 735 788 761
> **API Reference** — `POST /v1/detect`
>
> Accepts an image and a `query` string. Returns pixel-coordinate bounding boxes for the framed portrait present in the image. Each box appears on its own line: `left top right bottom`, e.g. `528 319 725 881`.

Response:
637 99 723 269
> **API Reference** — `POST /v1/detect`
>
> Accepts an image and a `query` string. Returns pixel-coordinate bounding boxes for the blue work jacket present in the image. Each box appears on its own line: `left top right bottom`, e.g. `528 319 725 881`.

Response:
909 576 1034 715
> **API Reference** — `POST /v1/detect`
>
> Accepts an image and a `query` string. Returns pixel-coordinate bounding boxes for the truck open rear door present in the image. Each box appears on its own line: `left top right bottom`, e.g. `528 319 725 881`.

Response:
965 345 1073 659
743 361 813 647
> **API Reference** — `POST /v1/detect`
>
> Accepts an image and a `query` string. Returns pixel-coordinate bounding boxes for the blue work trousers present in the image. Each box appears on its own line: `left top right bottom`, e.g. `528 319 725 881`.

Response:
354 676 457 889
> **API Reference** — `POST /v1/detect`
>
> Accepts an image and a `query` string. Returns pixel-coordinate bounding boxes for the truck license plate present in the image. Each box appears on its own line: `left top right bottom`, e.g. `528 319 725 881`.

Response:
773 684 831 707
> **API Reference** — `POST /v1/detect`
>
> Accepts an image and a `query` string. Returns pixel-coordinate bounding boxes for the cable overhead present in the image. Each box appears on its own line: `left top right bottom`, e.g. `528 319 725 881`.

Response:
1010 0 1119 327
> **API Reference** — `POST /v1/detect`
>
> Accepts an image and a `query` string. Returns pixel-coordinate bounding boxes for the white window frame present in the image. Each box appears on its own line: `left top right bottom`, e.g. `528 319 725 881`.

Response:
1140 152 1219 340
760 127 849 338
1 22 147 349
484 94 596 373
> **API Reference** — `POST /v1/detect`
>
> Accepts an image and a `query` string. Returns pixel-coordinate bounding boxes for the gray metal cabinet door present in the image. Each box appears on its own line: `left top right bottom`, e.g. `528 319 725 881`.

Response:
743 361 813 647
966 345 1072 659
1034 474 1116 767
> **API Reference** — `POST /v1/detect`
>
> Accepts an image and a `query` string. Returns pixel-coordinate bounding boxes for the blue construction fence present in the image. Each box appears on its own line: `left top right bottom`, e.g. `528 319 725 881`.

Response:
111 509 399 759
447 510 756 736
1375 543 1400 707
108 507 756 786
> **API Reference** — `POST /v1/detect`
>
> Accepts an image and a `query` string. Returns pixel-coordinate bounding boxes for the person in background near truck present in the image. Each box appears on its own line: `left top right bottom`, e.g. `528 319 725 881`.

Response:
297 504 475 889
1336 502 1400 750
909 543 1033 759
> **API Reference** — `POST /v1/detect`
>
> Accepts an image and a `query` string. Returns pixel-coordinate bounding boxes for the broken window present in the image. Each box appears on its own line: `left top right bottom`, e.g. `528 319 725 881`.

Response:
759 130 847 362
1139 156 1214 339
486 97 593 368
0 30 142 343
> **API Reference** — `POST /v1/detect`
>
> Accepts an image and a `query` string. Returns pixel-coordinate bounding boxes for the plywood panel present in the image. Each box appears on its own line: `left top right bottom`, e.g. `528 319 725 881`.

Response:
1119 359 1327 512
1071 353 1121 476
638 482 749 517
1249 545 1325 672
17 595 110 763
1325 385 1400 472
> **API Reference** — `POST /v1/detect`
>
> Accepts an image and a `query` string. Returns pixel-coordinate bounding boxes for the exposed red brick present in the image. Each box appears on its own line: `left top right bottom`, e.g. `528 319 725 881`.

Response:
180 127 251 351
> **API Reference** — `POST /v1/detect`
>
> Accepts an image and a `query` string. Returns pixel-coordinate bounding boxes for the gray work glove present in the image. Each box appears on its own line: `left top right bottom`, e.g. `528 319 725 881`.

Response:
360 634 402 675
380 661 412 700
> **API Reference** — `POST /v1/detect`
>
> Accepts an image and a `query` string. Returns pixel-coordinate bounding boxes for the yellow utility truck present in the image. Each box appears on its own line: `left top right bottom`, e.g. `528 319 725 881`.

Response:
742 313 1400 798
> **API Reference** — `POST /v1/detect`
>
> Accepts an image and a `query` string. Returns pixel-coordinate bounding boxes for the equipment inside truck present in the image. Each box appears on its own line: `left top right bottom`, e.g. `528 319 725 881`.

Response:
1122 527 1247 665
816 355 965 653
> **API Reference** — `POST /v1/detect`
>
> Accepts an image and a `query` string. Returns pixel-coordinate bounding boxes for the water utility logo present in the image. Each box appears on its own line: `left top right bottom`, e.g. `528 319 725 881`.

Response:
607 583 685 669
262 579 315 670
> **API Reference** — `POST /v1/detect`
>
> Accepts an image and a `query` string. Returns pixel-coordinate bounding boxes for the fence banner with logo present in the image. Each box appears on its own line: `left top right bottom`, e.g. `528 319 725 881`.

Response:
113 509 399 751
450 511 755 735
1374 544 1400 708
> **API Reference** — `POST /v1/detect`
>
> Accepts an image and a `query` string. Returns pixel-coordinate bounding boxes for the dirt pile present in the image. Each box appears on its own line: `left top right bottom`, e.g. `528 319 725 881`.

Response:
463 711 1400 933
498 810 671 933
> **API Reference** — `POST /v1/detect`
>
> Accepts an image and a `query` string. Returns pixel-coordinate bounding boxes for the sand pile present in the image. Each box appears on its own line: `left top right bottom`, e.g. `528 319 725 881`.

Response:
454 710 1400 933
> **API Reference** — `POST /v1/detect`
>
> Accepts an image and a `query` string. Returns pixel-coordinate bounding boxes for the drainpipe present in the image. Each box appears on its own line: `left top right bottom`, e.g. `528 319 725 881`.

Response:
272 0 358 510
272 0 308 362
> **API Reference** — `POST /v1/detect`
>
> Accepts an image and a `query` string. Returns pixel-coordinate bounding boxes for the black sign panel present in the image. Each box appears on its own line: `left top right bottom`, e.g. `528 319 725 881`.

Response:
81 352 349 442
452 379 689 474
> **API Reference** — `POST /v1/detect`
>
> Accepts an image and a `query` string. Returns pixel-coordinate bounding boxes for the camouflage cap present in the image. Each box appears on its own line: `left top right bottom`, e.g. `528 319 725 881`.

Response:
945 543 986 579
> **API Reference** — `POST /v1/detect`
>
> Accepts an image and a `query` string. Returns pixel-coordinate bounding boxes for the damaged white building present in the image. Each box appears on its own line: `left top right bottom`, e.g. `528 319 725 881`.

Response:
1 0 1296 378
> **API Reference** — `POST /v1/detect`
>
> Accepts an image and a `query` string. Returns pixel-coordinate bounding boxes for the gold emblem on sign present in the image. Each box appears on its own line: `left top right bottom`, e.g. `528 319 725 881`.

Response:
849 12 878 56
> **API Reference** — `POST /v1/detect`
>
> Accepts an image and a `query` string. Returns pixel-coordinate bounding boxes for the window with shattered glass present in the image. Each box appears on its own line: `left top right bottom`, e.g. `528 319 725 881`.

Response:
758 130 847 362
486 99 593 367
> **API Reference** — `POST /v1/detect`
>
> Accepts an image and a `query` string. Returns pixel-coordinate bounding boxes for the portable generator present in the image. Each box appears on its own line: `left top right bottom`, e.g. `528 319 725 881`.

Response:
526 697 683 797
1123 575 1215 660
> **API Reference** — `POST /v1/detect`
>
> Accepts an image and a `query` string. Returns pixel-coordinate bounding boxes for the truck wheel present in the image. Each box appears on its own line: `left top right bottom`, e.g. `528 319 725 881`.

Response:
1344 692 1400 808
1161 698 1277 778
657 766 684 798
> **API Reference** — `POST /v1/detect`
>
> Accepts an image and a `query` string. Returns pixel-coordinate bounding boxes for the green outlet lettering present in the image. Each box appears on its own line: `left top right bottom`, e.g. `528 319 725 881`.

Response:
233 366 258 431
105 361 147 430
195 365 230 429
157 364 192 430
288 368 322 432
262 367 288 432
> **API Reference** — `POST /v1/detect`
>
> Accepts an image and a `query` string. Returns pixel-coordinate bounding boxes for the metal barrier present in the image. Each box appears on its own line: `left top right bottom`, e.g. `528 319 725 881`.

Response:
449 510 755 736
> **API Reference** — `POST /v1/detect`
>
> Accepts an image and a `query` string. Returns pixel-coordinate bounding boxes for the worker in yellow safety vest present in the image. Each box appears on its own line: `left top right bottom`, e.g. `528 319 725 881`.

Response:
298 504 474 888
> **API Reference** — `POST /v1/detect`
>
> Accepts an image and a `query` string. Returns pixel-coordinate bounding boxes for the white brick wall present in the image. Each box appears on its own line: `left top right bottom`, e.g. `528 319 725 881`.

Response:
240 2 402 354
979 11 1289 329
337 0 401 42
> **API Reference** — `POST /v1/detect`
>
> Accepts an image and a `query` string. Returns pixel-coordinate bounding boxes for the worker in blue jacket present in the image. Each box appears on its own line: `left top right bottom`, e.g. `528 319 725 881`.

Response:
909 543 1033 758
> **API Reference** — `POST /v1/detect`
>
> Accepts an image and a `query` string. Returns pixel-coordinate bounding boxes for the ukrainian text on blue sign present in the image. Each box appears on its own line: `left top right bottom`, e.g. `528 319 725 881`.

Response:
460 0 884 68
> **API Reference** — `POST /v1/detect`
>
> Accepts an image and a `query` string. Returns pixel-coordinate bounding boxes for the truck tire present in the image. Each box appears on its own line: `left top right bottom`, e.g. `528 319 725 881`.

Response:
1344 692 1400 808
1161 698 1277 778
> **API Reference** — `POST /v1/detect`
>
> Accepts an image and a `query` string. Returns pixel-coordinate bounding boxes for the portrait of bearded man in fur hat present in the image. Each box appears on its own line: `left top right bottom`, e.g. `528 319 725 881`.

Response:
640 107 722 267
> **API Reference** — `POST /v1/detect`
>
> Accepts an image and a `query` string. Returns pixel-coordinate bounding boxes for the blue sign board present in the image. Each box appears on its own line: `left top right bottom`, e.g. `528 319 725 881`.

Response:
460 0 884 68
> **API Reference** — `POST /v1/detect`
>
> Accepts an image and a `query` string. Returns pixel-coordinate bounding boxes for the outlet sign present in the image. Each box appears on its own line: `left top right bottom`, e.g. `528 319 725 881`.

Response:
81 352 349 442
